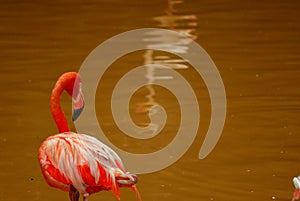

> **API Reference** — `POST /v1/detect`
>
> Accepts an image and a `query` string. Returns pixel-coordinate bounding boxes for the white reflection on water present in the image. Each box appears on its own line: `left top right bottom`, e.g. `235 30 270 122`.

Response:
135 0 198 114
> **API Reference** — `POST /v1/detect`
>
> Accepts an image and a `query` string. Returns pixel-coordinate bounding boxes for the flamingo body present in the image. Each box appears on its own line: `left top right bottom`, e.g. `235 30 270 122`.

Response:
38 72 140 201
293 176 300 201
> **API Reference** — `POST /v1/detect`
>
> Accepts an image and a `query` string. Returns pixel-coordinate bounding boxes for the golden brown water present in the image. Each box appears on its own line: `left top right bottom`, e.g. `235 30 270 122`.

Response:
0 0 300 201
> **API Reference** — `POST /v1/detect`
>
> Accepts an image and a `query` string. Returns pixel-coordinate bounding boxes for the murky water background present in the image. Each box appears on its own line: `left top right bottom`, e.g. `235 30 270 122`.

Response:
0 0 300 201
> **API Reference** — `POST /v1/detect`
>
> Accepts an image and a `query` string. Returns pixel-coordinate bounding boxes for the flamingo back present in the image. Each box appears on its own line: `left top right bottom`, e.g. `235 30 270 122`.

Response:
38 132 129 199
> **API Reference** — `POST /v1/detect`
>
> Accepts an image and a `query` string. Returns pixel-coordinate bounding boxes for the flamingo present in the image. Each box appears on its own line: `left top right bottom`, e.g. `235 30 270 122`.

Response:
293 176 300 201
38 72 141 201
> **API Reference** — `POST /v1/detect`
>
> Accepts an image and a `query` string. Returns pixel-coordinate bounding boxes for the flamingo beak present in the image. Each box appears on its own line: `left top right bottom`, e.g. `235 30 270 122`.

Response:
72 89 84 121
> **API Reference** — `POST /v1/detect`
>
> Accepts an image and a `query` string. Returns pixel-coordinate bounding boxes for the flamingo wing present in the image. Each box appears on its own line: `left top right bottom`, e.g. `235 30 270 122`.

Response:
38 132 127 199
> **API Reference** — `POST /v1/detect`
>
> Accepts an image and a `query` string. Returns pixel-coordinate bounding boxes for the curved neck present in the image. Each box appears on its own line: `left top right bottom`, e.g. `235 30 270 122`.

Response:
50 79 70 133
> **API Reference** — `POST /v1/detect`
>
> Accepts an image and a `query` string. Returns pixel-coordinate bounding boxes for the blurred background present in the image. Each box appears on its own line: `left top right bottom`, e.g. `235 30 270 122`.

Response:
0 0 300 201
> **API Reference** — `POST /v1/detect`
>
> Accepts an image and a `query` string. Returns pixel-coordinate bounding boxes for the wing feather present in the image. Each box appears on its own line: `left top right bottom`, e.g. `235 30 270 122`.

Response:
38 132 126 196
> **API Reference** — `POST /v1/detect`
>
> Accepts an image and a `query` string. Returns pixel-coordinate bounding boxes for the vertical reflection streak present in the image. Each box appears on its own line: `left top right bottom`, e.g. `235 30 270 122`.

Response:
136 0 198 117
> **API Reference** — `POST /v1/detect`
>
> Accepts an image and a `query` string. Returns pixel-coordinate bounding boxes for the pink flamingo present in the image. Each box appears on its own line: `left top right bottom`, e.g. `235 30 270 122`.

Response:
293 176 300 201
38 72 141 201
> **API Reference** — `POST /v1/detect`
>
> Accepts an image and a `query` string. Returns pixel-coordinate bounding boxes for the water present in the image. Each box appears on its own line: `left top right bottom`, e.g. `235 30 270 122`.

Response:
0 0 300 201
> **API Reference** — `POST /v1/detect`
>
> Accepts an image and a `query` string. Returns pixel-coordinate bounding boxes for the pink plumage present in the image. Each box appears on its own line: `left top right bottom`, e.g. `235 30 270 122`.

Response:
38 72 141 201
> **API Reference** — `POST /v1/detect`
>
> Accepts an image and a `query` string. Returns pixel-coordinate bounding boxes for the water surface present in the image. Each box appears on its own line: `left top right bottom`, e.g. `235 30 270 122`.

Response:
0 0 299 201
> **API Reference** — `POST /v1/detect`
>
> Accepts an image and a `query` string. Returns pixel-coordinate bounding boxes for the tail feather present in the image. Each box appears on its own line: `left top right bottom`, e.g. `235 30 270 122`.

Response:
131 185 142 201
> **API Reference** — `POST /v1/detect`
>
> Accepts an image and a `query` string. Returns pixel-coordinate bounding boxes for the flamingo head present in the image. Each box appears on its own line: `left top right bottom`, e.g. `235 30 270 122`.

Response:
72 83 84 121
63 72 84 121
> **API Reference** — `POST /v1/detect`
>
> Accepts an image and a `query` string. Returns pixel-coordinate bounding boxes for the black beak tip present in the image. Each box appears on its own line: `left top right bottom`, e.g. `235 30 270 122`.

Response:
72 106 84 121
